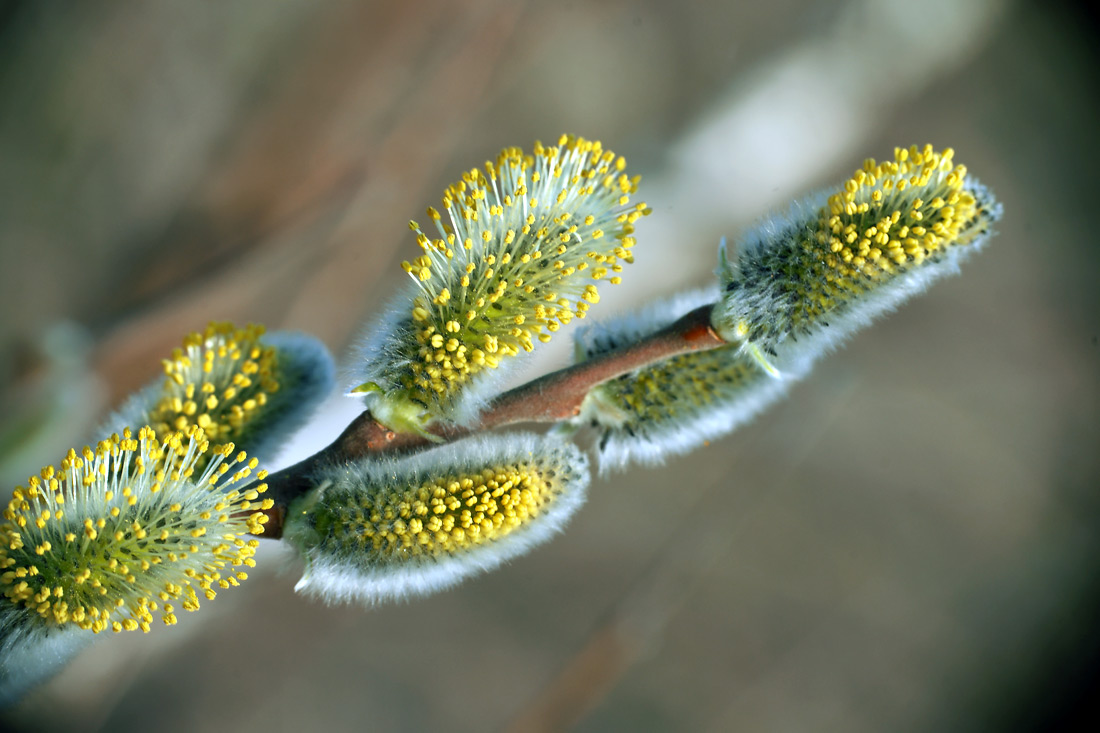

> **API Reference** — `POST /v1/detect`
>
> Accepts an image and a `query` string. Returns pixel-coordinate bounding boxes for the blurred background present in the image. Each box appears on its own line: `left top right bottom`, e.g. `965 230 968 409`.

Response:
1 0 1098 730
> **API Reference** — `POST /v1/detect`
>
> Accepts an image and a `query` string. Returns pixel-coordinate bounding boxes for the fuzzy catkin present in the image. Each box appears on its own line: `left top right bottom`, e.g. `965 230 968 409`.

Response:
576 145 1002 473
575 289 789 473
715 145 1002 372
285 433 589 604
0 427 271 703
105 325 334 466
353 134 648 432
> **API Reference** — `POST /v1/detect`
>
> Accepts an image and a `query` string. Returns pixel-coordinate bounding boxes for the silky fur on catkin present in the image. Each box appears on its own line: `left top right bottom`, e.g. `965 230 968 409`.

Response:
714 144 1002 375
284 433 589 604
575 288 790 474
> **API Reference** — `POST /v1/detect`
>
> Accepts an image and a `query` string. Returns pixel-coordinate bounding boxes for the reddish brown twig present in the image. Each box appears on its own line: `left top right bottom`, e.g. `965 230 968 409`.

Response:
258 303 725 537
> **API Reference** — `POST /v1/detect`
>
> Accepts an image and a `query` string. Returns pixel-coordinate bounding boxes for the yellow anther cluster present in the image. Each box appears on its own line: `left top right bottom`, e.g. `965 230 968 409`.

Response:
149 322 280 448
0 426 271 634
600 344 758 425
721 144 999 349
818 144 976 279
575 289 797 473
314 457 564 560
385 134 649 419
792 145 983 332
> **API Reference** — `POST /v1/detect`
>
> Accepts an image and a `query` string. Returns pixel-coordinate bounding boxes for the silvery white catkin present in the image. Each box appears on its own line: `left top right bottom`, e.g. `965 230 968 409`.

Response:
284 432 589 604
0 624 91 707
574 288 790 474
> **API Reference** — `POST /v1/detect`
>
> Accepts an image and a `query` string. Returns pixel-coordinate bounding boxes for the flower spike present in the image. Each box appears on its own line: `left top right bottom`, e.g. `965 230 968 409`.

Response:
354 134 650 432
284 433 589 604
107 323 334 465
1 426 272 702
0 426 270 636
575 288 790 474
714 144 1002 370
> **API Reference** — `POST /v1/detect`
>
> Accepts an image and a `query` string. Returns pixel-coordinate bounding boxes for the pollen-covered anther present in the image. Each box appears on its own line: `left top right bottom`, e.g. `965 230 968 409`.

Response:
574 288 794 474
0 426 269 634
327 465 547 555
364 134 650 430
148 322 281 454
287 434 590 603
715 144 1001 353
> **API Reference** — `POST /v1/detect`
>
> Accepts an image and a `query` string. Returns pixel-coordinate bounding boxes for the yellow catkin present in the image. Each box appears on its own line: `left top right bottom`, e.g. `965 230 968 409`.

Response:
718 144 1000 352
286 435 588 603
573 288 794 473
816 145 977 287
0 426 270 634
600 345 759 426
148 322 280 449
361 134 650 430
299 436 587 575
317 463 551 558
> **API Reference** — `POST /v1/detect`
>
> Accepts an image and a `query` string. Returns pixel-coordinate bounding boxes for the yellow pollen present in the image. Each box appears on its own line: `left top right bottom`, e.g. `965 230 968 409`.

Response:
147 323 280 462
378 135 650 428
0 426 268 634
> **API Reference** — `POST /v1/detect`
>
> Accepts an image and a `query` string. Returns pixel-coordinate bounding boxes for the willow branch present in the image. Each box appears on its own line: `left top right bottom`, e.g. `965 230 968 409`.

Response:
258 303 726 538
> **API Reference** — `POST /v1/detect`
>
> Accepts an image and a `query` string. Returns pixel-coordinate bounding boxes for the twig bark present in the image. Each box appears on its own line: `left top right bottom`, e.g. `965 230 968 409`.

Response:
258 303 725 538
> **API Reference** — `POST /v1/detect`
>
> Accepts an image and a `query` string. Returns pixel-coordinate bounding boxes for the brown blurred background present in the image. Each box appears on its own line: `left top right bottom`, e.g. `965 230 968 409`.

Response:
1 0 1098 730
